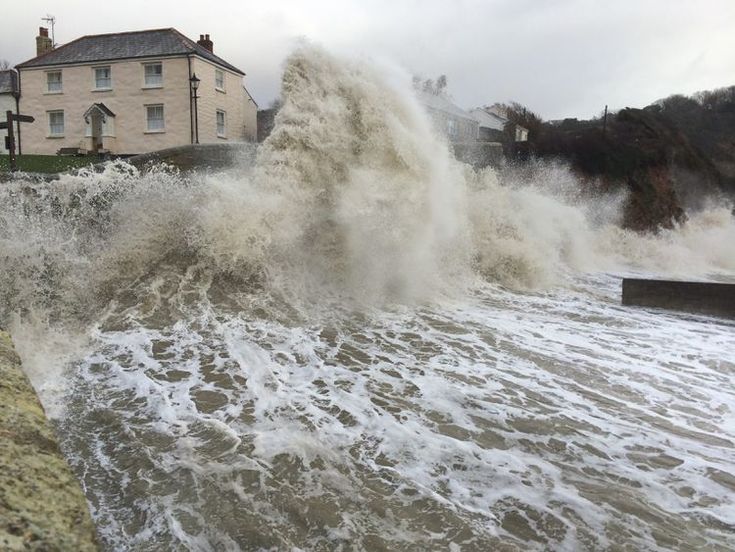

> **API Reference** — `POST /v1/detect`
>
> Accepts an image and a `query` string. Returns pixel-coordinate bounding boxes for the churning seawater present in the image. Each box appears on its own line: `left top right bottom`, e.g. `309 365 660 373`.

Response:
1 47 734 551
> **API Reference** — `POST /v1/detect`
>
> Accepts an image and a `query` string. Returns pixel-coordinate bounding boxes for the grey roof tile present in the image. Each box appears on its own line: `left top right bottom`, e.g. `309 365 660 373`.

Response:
16 28 244 75
0 70 18 94
417 90 476 122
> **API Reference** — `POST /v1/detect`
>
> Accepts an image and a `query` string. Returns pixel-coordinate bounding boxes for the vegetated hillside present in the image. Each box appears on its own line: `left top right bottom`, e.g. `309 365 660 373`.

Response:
506 86 735 231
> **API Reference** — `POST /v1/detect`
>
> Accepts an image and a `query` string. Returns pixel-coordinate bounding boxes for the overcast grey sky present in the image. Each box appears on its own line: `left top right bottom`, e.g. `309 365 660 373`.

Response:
2 0 733 119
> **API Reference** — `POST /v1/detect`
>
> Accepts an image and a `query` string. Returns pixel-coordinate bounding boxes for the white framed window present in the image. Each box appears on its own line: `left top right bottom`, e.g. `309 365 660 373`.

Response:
146 104 165 132
48 110 64 136
94 66 112 89
144 62 163 87
46 71 62 93
216 110 226 137
215 69 225 91
447 118 457 138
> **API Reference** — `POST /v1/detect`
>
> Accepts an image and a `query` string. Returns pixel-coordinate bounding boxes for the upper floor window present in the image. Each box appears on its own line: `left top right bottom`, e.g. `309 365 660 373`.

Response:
48 110 64 136
447 118 457 138
46 71 62 93
94 66 112 90
144 63 163 87
146 104 165 132
215 69 225 91
216 110 226 137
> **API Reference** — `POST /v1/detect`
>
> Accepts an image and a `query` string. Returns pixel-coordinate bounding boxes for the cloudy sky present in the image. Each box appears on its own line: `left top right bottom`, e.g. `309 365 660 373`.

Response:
2 0 733 119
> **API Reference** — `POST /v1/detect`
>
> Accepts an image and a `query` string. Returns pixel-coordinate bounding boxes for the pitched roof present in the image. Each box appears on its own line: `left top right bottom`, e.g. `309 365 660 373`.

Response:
0 70 18 95
16 28 244 75
417 91 477 123
84 103 116 121
470 107 528 133
470 108 508 131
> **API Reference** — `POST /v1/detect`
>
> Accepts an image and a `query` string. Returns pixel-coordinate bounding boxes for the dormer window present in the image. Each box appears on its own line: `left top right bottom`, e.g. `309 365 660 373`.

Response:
94 66 112 90
46 71 62 93
144 63 163 87
215 69 225 91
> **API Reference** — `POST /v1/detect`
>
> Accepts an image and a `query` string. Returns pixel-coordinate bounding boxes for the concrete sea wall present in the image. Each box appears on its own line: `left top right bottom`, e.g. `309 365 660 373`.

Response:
0 331 99 551
622 278 735 317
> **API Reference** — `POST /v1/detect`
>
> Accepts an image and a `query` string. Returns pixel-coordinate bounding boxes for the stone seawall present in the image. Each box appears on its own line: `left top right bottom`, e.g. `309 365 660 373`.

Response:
0 331 99 551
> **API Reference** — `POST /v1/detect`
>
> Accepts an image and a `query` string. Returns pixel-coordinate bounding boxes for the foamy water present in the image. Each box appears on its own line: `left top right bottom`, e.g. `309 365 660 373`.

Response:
1 46 734 551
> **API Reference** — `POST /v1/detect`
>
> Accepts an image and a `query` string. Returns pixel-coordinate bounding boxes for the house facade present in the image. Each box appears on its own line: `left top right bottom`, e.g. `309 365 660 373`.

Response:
0 70 20 152
16 28 257 155
418 91 479 143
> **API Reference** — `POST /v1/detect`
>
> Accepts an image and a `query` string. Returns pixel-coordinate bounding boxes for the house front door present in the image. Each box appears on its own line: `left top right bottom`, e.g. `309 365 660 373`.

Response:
91 113 104 152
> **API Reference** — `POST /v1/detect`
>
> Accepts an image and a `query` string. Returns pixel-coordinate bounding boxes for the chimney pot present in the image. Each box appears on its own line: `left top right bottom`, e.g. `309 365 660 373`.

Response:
39 27 48 37
196 33 214 53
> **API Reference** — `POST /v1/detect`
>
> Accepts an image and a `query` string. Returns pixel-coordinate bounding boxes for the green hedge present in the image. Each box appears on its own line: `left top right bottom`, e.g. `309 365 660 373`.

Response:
0 154 101 174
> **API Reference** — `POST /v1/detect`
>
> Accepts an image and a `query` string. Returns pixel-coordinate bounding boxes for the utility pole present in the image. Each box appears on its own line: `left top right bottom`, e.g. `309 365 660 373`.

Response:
42 14 56 47
603 104 608 136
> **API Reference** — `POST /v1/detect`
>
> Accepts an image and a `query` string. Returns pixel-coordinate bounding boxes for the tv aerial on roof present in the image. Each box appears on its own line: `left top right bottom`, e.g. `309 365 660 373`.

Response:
42 14 56 47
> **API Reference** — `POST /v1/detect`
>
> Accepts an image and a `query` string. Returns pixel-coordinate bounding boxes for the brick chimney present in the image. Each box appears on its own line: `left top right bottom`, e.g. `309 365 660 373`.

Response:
197 33 213 53
36 27 53 56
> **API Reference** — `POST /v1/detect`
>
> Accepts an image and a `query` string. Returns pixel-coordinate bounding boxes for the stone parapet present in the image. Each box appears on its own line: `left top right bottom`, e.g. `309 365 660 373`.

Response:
0 331 99 551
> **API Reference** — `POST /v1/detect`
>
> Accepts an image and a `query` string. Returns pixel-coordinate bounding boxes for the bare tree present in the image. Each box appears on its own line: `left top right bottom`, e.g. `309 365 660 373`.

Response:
0 59 11 70
269 97 283 111
492 101 543 141
435 74 447 95
413 75 449 97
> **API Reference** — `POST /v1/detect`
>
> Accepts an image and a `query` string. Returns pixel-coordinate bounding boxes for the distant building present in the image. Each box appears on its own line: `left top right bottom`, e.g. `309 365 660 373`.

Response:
0 70 20 152
15 27 257 155
418 91 479 143
470 105 528 142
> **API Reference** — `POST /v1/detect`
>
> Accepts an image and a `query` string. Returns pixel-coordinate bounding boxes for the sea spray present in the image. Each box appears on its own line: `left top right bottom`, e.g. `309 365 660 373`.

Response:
0 45 734 551
2 46 734 327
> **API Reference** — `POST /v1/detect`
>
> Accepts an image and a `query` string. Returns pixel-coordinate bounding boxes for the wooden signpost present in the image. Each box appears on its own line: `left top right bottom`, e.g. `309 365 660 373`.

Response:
1 110 35 172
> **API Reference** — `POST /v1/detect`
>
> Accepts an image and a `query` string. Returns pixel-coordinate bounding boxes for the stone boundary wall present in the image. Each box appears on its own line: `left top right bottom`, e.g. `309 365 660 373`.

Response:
0 331 99 551
452 141 504 168
124 143 255 173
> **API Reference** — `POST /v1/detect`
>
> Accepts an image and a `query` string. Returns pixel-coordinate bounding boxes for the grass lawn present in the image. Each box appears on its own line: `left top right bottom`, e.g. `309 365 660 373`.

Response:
0 154 103 174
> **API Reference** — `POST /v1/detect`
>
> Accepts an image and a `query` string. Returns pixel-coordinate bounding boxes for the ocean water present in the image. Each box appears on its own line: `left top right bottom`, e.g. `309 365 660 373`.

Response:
1 46 734 551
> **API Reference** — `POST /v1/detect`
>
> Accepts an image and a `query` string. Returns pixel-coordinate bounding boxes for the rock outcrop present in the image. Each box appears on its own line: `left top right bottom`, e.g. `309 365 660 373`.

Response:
0 331 99 551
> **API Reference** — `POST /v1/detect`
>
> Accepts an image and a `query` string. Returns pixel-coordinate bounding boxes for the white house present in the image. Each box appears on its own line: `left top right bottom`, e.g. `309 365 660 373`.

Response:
418 90 479 143
15 27 258 155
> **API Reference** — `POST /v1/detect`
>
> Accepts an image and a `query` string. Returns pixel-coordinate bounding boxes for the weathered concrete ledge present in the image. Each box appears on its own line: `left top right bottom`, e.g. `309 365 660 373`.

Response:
622 278 735 317
0 331 99 551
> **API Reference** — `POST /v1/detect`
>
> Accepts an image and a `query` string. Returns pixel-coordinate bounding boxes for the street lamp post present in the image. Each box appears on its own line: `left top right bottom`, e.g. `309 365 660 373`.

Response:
190 73 200 144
